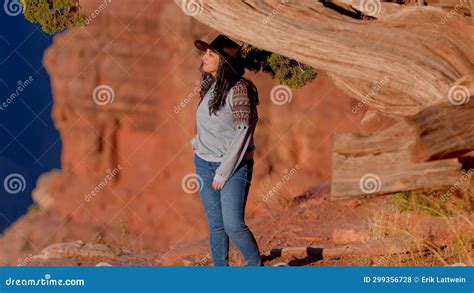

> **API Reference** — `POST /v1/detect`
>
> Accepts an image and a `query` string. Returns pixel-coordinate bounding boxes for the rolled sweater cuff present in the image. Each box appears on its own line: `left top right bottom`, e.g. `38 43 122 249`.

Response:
213 173 227 185
190 136 196 148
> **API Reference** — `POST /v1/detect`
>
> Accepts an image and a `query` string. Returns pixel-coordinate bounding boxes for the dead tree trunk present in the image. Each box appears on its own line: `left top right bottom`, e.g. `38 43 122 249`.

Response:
332 79 473 199
175 0 473 117
175 0 474 202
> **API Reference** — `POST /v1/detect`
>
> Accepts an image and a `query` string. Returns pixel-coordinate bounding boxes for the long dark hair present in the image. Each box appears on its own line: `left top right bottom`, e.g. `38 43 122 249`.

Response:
197 53 259 116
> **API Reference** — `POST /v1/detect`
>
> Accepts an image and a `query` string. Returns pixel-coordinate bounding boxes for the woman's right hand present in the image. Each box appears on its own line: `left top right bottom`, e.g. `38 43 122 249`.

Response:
190 136 197 150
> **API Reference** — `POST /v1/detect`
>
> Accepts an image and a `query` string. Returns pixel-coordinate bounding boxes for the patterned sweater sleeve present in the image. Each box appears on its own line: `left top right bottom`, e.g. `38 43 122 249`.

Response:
213 83 256 185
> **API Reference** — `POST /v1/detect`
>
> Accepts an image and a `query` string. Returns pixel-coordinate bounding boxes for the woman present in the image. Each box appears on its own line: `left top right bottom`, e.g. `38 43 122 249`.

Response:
190 34 262 266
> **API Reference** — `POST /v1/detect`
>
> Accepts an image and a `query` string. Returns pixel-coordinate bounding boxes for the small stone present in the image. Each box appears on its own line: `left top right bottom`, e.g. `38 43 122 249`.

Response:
332 228 366 244
446 262 467 266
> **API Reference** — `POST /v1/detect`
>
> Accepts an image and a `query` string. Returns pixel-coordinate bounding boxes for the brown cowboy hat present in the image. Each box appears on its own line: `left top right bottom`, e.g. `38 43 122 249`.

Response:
194 34 245 76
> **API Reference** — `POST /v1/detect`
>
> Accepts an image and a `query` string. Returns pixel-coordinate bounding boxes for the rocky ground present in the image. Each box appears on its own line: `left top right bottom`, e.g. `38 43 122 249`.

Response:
21 183 474 267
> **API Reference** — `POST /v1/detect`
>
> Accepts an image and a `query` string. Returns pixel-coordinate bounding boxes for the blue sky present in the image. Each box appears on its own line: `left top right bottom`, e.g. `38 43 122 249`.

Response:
0 4 61 233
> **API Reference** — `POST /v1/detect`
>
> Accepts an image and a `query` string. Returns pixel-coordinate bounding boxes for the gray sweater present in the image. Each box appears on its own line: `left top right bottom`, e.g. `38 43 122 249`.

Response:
190 79 258 185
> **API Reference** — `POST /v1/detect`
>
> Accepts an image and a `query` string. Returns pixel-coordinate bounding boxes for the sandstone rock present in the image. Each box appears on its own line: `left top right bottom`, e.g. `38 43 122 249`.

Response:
0 0 393 264
96 262 113 266
272 262 289 266
31 241 118 260
332 228 367 245
446 262 467 266
31 169 60 211
176 0 473 118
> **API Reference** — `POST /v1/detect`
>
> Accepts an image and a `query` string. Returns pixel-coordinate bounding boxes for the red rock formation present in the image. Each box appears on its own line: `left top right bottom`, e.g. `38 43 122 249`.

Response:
0 0 394 265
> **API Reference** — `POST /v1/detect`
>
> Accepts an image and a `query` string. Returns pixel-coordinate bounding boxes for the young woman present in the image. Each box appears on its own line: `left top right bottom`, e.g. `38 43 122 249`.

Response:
190 34 262 266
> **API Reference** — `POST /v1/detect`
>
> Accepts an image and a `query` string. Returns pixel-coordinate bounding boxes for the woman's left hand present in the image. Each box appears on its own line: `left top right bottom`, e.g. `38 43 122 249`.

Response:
212 180 224 190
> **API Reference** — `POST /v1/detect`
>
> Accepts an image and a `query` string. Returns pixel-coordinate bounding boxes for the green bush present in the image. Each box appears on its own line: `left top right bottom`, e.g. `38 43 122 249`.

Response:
244 45 317 89
22 0 86 34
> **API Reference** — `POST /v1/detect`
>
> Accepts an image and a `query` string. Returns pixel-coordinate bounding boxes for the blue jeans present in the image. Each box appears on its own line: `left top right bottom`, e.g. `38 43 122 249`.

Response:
194 153 262 266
